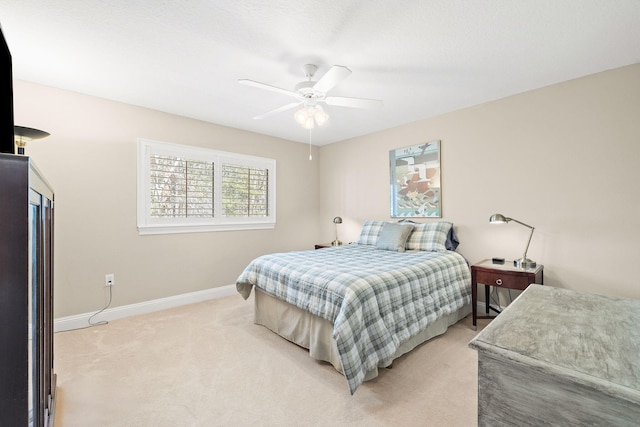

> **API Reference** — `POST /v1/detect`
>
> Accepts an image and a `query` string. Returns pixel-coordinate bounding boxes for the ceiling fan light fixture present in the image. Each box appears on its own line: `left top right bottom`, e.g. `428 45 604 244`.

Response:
303 116 315 129
294 105 328 129
314 106 329 126
294 108 309 125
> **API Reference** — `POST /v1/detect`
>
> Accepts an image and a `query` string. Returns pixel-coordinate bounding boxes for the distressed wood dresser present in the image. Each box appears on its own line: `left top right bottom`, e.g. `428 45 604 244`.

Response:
469 284 640 426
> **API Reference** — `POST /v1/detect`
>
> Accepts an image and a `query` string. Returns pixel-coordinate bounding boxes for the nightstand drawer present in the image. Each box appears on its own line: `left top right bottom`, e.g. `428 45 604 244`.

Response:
474 270 532 290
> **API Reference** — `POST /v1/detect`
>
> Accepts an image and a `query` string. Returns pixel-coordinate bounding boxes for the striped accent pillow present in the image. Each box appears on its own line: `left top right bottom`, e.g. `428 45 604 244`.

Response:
357 220 386 246
405 221 453 251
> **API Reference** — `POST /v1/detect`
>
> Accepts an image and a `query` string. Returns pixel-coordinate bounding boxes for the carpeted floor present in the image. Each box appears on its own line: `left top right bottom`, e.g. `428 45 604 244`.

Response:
53 294 489 426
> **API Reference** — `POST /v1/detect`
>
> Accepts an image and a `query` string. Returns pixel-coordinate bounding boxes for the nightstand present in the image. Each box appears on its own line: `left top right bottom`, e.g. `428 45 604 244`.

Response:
314 243 332 249
471 259 543 329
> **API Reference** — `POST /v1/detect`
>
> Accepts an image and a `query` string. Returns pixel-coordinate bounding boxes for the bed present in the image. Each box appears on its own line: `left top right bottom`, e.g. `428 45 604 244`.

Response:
236 220 472 394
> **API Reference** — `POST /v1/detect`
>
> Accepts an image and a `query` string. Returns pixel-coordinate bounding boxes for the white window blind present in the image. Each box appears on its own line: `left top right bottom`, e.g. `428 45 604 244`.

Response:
150 155 214 218
221 163 270 217
137 139 276 235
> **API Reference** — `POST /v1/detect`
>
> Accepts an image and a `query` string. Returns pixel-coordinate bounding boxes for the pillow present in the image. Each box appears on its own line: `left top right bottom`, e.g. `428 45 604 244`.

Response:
445 226 460 251
357 220 386 245
400 219 460 250
405 221 453 252
376 222 414 252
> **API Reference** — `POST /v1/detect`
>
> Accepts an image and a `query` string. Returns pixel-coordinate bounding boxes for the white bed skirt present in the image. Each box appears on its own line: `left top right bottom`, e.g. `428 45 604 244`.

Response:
254 288 471 382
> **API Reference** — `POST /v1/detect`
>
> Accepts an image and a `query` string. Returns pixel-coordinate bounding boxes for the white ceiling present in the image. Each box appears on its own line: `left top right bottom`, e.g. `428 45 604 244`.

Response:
2 1 640 146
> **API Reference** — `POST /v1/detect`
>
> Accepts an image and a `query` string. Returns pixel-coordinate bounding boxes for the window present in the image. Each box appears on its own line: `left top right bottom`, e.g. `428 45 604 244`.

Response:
137 138 276 235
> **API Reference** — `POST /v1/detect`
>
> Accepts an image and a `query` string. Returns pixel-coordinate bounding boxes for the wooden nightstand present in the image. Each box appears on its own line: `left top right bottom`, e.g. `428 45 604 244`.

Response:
471 259 543 328
314 243 332 249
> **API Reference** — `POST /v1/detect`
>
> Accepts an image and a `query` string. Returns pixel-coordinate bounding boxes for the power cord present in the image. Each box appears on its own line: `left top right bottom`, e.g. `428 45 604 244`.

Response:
88 284 113 326
489 286 514 313
55 284 113 333
489 286 502 313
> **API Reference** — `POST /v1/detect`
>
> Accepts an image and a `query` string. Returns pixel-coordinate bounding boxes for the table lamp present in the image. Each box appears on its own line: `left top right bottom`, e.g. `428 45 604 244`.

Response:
332 216 343 246
489 213 536 268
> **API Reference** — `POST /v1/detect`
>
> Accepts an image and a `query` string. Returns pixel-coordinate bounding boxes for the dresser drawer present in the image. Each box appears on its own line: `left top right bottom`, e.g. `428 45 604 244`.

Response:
474 270 533 290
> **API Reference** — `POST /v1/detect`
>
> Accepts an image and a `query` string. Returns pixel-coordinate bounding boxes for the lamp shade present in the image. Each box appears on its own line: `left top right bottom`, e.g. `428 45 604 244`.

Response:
303 117 315 129
294 108 309 125
314 106 329 126
14 126 50 155
489 213 508 224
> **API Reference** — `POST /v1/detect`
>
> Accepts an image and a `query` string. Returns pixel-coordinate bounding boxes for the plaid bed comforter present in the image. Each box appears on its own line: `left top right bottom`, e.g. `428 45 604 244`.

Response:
236 244 471 394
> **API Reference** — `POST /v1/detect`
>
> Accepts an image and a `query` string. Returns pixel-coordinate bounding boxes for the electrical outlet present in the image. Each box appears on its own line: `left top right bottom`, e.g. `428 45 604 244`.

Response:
105 273 115 287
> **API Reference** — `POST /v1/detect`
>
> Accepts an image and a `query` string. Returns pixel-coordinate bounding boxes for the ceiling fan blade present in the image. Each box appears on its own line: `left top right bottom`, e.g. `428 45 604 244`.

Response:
325 96 384 109
253 102 302 120
313 65 352 93
238 79 300 99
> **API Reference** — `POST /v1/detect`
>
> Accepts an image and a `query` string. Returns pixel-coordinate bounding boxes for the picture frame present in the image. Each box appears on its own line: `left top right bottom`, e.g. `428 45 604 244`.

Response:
389 140 442 218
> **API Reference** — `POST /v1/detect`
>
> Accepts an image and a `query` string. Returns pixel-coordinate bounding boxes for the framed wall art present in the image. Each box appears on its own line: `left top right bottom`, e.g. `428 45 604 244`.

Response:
389 140 441 218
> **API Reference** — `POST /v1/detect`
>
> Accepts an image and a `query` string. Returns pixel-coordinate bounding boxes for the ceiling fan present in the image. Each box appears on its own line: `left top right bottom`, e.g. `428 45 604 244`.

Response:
238 64 383 128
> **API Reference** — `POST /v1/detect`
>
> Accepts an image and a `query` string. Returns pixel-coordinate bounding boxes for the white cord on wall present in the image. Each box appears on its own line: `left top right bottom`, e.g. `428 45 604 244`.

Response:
88 284 113 326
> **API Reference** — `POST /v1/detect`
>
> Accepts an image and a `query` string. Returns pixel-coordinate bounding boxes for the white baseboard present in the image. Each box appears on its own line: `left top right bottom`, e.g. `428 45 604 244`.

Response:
54 284 237 332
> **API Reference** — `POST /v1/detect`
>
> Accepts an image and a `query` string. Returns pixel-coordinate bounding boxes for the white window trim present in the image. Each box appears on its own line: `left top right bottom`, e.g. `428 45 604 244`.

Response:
137 138 276 235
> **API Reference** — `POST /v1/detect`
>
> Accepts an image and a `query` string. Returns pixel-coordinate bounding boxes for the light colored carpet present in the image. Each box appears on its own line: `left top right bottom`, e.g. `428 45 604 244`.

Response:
54 294 489 426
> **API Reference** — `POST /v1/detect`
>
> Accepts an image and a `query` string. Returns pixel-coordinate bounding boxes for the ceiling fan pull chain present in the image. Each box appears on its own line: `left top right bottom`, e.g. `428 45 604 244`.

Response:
309 128 313 161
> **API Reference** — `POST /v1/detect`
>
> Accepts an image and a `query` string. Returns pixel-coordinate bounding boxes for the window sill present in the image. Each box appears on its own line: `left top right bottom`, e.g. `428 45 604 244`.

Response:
137 222 276 235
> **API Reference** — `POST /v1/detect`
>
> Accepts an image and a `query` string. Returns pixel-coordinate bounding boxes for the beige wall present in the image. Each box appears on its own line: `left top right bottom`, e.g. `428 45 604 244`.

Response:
14 82 320 317
318 64 640 300
14 63 640 318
